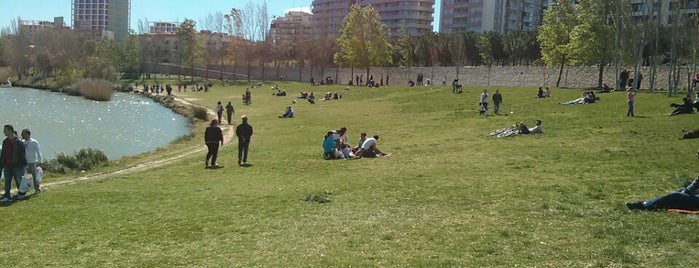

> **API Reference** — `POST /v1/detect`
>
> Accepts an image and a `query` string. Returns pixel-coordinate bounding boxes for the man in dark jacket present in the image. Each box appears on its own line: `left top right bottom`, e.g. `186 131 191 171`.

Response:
205 120 224 168
1 124 27 202
235 115 253 165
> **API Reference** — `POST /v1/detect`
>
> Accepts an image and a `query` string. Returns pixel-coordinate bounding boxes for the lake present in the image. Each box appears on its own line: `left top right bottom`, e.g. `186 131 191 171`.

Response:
0 87 191 160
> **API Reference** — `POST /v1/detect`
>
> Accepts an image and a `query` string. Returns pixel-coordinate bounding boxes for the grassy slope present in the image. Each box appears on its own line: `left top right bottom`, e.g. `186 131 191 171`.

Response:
4 82 699 267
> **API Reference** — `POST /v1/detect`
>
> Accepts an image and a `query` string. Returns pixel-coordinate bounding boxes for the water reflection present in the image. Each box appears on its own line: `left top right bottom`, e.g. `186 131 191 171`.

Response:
0 87 191 159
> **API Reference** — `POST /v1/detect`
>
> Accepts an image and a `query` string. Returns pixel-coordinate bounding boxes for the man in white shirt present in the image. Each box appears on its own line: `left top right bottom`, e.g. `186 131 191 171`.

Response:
22 128 43 193
356 135 386 158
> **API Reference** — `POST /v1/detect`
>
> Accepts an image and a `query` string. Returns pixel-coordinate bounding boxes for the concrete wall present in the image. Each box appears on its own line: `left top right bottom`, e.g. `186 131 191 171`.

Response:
145 63 699 90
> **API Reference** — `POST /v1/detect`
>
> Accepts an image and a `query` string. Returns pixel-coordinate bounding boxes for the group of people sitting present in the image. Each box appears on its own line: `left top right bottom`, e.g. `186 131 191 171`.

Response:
560 91 599 105
490 120 543 138
322 92 341 101
536 87 551 98
322 127 387 160
297 92 316 104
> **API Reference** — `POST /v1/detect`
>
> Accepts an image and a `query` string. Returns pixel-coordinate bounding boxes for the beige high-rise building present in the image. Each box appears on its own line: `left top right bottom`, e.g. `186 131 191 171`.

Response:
439 0 548 34
72 0 130 43
311 0 435 37
269 11 314 44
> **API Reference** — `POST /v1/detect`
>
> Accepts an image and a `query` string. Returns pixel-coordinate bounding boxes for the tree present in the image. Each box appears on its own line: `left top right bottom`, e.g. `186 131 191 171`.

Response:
569 0 616 88
120 35 141 79
477 33 494 86
176 19 202 81
334 4 392 80
396 21 416 81
538 0 578 87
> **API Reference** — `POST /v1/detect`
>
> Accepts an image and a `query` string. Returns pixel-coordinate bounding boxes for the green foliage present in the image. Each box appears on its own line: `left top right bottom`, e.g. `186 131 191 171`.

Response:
334 4 392 74
54 67 83 87
537 0 578 67
43 148 108 174
177 19 204 70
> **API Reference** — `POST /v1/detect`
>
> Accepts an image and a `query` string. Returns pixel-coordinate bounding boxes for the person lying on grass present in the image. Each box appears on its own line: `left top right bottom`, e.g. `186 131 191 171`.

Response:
681 128 699 140
518 120 542 135
626 148 699 211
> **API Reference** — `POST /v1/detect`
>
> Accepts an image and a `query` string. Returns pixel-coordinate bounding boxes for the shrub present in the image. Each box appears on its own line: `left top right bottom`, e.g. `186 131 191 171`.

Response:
192 106 209 121
77 78 113 101
43 148 109 174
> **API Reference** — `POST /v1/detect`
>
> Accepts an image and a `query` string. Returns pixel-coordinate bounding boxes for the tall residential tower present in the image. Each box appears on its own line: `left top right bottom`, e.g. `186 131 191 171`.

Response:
71 0 130 43
439 0 548 34
311 0 435 37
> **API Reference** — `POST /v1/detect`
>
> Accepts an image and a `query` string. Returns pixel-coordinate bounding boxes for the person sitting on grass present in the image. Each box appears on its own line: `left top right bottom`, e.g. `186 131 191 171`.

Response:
626 148 699 211
279 106 294 118
352 132 367 154
322 131 344 160
518 120 543 135
669 96 694 116
355 135 387 158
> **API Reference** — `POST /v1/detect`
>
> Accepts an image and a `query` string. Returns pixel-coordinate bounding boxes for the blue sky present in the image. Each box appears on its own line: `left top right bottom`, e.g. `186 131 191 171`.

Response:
1 0 441 33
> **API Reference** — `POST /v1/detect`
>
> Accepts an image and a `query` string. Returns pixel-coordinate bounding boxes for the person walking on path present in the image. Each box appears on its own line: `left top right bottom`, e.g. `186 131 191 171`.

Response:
626 86 636 117
205 120 224 168
225 102 235 125
1 124 27 202
216 101 224 123
492 89 503 115
236 115 253 165
21 128 43 193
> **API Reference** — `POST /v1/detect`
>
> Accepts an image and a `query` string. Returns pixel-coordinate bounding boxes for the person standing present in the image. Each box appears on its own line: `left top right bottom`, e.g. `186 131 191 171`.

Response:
216 101 224 123
236 115 253 165
479 89 489 117
21 128 43 193
205 120 224 168
492 89 503 115
0 125 27 202
626 86 636 117
225 101 235 125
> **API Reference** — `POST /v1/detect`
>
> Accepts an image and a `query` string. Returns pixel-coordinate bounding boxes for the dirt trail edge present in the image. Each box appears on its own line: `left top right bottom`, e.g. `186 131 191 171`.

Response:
43 95 235 189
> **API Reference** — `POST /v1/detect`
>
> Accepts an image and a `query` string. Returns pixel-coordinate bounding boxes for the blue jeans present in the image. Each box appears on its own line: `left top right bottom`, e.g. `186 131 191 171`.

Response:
3 166 25 198
494 103 500 114
645 189 699 210
627 101 634 117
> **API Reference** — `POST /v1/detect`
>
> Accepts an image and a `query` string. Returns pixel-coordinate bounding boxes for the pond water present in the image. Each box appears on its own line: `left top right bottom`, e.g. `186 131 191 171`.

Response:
0 87 191 160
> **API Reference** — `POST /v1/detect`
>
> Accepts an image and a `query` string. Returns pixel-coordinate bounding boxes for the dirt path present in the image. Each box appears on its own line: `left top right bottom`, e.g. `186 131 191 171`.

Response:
42 95 235 189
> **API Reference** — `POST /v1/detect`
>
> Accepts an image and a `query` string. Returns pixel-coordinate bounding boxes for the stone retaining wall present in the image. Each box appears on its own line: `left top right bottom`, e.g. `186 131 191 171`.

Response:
146 63 699 90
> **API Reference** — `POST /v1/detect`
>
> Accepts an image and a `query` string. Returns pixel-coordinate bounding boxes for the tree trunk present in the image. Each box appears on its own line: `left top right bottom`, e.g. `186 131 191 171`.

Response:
597 64 604 89
556 60 564 88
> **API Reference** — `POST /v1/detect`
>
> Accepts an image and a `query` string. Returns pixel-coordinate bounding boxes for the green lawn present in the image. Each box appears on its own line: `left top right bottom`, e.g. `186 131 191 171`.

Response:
4 81 699 267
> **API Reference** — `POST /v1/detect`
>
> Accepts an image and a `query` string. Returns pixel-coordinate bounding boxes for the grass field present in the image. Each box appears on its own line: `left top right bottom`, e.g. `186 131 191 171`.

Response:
3 81 699 267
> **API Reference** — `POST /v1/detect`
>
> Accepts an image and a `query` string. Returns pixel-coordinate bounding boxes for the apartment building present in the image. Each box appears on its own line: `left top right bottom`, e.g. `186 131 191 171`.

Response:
629 0 699 25
19 17 66 39
311 0 435 37
72 0 130 43
269 11 314 44
439 0 548 34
